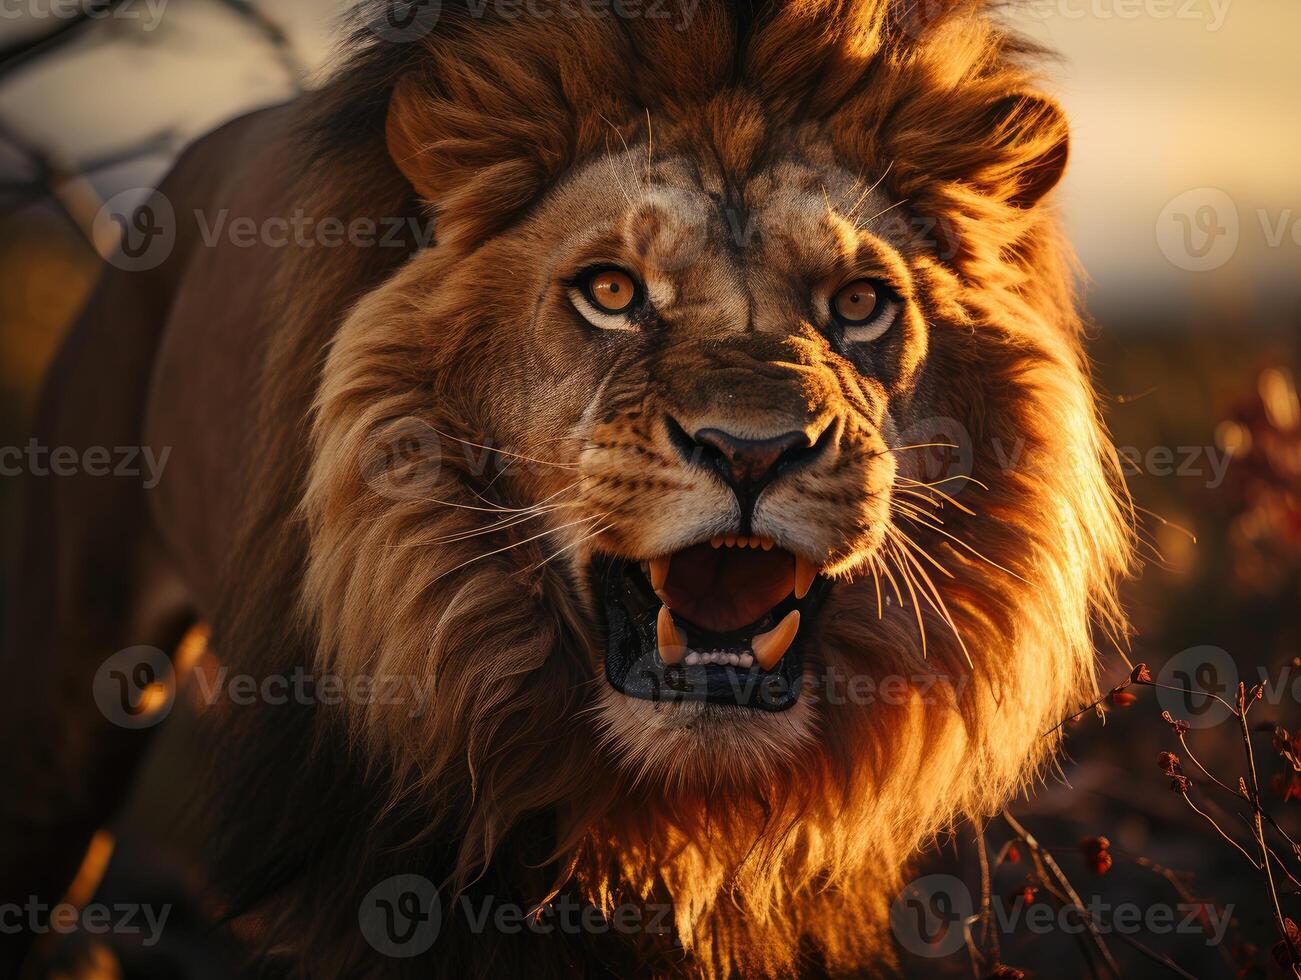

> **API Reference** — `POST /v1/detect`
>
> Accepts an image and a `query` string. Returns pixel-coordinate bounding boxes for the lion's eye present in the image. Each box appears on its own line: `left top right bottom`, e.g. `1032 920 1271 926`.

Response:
831 278 899 344
588 269 637 313
833 280 879 323
569 266 644 331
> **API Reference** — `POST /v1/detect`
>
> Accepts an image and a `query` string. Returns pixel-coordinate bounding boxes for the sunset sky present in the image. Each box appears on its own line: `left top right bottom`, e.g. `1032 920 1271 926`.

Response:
1 0 1296 321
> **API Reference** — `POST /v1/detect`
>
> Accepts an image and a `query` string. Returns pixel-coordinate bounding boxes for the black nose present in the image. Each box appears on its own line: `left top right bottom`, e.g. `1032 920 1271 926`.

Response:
691 428 811 488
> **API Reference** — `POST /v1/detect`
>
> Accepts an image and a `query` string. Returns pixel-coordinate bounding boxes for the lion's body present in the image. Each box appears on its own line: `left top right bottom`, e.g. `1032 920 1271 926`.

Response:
1 1 1133 976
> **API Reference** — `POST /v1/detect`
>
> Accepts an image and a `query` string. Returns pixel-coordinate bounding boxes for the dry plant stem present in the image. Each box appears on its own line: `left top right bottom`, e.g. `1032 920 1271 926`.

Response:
977 831 998 963
1002 811 1120 979
1044 668 1149 738
1143 681 1239 717
1236 683 1301 977
1109 933 1197 980
1179 792 1263 869
1131 854 1241 974
1179 731 1301 858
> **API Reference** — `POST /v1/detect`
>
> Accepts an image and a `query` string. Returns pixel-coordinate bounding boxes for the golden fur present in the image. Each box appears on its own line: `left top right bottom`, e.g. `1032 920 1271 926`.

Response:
200 1 1135 976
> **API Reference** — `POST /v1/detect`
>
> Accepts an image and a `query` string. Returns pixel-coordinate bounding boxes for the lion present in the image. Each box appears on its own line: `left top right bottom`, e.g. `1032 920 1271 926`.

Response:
0 0 1134 976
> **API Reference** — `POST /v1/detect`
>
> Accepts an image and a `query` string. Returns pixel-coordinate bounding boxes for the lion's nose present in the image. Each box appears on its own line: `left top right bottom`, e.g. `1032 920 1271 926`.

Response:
672 420 834 500
692 428 810 487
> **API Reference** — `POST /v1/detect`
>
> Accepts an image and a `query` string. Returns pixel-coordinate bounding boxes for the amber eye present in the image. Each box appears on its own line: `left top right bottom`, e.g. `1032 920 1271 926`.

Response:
587 268 638 314
832 279 880 324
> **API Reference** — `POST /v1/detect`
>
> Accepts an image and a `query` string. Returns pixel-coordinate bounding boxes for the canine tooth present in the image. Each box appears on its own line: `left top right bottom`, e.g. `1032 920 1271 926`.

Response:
648 555 670 592
794 556 818 599
657 605 686 665
752 610 800 669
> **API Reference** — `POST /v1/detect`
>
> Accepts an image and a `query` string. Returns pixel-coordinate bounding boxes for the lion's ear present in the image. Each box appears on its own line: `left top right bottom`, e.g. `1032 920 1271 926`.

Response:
873 88 1070 211
384 69 566 250
386 73 438 204
984 93 1070 209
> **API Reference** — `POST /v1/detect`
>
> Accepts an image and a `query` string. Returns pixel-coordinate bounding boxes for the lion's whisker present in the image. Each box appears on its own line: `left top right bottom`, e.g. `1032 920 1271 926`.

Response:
424 512 610 590
843 161 894 222
887 523 954 580
414 420 582 470
526 518 616 574
883 536 929 659
873 441 960 455
909 473 990 492
891 505 1032 586
859 197 909 227
895 478 978 517
408 504 581 548
886 524 973 668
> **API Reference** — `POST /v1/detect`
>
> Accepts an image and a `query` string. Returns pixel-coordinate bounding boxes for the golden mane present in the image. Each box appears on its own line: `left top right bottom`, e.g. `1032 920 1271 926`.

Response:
200 1 1136 976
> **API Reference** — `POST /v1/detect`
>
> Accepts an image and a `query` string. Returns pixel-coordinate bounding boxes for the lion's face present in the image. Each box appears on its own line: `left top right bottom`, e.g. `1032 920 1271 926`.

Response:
378 133 1027 782
547 149 917 717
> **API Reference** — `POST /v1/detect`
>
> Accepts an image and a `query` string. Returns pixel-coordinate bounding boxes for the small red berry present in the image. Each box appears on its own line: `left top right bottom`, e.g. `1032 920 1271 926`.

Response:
985 966 1025 980
1081 836 1112 875
1161 711 1190 736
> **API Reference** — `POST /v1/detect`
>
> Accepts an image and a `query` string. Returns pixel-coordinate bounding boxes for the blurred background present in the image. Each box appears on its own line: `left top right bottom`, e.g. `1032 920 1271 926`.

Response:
0 1 1297 977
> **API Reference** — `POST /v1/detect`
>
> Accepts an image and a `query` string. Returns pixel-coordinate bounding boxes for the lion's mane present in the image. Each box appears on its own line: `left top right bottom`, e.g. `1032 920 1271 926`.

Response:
202 1 1134 976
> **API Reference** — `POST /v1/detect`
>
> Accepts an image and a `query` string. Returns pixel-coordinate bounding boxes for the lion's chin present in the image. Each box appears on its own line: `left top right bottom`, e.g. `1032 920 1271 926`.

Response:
592 679 819 784
592 539 834 713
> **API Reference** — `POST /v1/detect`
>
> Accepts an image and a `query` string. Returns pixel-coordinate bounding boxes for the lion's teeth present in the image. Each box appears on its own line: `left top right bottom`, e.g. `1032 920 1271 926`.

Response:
648 555 670 592
794 556 818 599
657 605 686 665
752 609 800 669
710 536 723 548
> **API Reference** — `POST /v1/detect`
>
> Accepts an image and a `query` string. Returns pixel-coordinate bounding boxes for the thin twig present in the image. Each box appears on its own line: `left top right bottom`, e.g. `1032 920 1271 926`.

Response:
1002 811 1120 978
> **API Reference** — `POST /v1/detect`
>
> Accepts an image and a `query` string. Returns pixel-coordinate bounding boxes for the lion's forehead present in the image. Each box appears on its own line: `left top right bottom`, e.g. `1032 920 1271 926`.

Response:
550 148 898 337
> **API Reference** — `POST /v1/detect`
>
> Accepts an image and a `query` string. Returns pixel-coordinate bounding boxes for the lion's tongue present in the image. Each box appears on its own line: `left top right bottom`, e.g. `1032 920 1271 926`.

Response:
658 542 794 633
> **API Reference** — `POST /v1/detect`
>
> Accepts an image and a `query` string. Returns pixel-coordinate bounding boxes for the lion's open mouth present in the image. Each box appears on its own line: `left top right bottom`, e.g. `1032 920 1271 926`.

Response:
594 537 831 711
